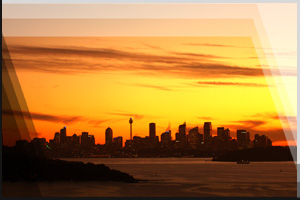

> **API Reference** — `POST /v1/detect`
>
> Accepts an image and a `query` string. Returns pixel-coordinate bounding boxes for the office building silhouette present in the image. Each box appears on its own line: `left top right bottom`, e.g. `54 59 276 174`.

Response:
204 122 212 143
237 130 250 149
60 126 67 144
149 123 156 138
105 127 113 145
188 127 203 149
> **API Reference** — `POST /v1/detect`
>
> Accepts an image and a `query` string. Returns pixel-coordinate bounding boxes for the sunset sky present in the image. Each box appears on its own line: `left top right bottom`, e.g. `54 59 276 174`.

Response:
1 2 297 148
3 36 296 146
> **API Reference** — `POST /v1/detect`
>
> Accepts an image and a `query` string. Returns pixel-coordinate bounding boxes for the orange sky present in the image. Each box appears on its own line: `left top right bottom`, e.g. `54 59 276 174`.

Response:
3 36 296 146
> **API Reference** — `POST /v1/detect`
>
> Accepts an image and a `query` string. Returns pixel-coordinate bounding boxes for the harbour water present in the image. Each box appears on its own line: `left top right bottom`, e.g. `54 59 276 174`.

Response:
3 158 297 197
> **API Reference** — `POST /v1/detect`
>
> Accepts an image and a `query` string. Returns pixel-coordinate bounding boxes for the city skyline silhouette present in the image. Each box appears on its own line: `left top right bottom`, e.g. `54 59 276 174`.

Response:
9 118 282 159
2 37 295 148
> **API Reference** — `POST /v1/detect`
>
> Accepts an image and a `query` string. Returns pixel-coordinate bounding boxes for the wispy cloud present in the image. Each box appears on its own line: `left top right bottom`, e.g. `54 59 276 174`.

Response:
251 112 278 119
197 116 216 121
87 119 111 127
2 109 119 128
251 112 297 123
171 51 227 59
5 45 268 79
7 45 194 64
184 43 239 48
194 81 269 87
261 113 296 130
170 63 264 77
132 83 174 91
106 112 143 120
221 111 295 142
233 120 266 129
2 109 82 124
249 51 297 58
143 44 164 50
256 65 297 76
185 43 296 60
184 43 273 50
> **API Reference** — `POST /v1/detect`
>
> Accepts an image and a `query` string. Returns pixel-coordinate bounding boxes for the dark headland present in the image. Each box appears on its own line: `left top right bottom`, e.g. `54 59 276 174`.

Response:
212 146 295 162
2 145 137 183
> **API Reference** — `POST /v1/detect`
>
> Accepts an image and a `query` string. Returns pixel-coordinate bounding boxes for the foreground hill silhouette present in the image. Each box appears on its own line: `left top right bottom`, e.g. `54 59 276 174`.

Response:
3 145 137 183
212 146 294 162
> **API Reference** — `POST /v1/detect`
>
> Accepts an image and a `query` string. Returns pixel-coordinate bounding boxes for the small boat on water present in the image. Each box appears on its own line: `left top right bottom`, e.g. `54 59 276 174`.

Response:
237 160 250 164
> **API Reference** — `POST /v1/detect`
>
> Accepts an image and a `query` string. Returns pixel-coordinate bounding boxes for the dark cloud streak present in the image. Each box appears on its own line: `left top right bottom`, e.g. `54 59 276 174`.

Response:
234 120 266 128
6 45 267 78
132 83 174 91
197 116 216 121
106 112 143 120
195 81 269 87
2 109 82 124
184 43 273 50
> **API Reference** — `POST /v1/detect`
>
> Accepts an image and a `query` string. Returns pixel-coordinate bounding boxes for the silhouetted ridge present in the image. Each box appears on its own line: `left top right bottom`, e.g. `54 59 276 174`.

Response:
3 146 137 183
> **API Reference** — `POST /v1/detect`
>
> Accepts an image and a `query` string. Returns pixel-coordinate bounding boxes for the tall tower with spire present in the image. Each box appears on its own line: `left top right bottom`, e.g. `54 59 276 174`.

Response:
129 118 133 140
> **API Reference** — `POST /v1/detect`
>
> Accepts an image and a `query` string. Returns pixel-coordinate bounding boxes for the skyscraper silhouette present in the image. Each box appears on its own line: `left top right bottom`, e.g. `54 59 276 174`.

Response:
217 127 225 140
177 122 187 145
105 127 113 145
237 129 250 149
161 130 172 149
204 122 212 143
188 127 201 149
54 132 60 143
113 136 123 149
225 128 230 138
60 126 67 144
149 123 156 138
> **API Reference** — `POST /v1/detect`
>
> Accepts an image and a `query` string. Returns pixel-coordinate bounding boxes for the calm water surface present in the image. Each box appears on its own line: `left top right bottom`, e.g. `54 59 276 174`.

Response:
3 158 297 197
